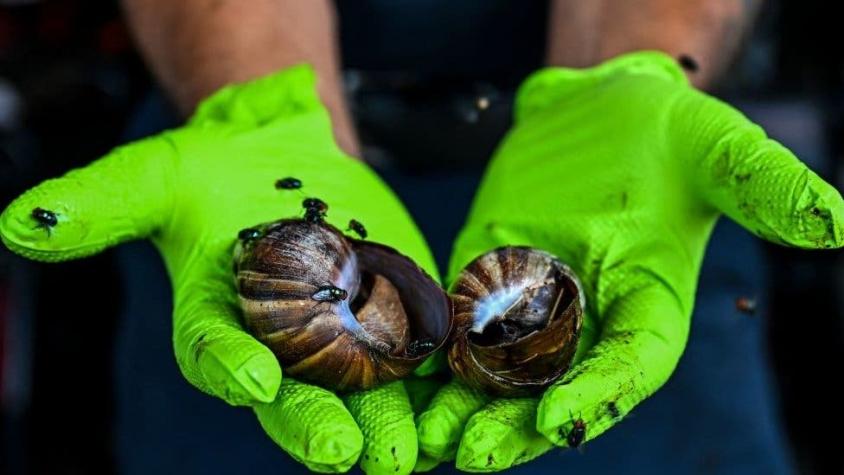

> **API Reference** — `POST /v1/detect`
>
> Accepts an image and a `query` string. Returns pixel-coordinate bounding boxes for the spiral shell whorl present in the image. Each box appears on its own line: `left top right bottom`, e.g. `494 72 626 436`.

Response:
235 219 451 392
448 247 583 397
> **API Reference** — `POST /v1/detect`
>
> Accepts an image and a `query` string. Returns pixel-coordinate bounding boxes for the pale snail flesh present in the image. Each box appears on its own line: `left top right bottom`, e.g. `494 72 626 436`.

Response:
234 218 452 392
448 246 584 397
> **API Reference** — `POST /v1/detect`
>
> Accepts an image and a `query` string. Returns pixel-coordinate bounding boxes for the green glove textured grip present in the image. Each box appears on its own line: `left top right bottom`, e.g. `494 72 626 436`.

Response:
417 51 844 471
1 65 438 474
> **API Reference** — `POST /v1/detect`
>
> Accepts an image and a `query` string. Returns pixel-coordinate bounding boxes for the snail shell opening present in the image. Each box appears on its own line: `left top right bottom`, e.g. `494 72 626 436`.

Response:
234 219 452 392
448 246 583 397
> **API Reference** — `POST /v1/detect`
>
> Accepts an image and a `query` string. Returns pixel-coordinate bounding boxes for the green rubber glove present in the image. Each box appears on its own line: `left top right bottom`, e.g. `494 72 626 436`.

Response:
417 51 844 471
1 65 436 474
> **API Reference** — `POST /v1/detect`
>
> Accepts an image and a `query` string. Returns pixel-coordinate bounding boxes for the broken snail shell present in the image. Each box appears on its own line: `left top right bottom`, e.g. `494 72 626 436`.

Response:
447 247 583 397
234 219 452 392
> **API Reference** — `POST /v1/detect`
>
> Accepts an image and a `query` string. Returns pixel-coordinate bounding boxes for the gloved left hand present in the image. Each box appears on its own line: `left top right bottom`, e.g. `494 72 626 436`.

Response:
1 65 438 475
415 51 844 471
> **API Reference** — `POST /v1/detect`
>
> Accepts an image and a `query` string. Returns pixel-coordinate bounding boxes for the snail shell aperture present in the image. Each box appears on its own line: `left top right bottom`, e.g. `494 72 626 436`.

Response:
234 219 452 392
447 247 583 397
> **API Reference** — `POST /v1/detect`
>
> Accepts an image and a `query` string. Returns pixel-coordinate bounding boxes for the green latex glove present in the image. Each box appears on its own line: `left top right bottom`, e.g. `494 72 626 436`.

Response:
417 51 844 471
1 65 437 474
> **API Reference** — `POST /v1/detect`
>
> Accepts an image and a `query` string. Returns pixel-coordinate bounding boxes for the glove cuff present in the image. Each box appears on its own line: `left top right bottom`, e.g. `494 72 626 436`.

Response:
514 51 688 122
188 64 326 128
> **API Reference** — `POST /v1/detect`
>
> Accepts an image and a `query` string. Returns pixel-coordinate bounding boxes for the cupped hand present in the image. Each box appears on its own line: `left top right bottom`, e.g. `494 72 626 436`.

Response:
1 66 439 474
415 51 844 471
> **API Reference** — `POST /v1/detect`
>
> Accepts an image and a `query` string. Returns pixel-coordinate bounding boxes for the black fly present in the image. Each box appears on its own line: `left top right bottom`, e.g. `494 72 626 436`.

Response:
238 228 262 242
560 411 586 449
31 207 58 235
311 285 348 302
347 219 367 239
406 339 436 357
302 198 327 214
302 197 328 224
275 177 302 190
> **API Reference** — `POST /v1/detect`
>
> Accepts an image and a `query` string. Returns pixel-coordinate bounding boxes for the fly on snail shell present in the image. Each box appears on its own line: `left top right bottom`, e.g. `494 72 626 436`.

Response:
234 218 452 392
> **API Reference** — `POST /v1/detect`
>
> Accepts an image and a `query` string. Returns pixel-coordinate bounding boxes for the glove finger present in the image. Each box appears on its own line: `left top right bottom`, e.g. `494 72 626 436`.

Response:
344 381 418 475
416 380 491 462
456 398 554 472
405 376 446 473
536 275 687 446
173 268 281 406
677 92 844 249
255 378 364 473
0 138 174 261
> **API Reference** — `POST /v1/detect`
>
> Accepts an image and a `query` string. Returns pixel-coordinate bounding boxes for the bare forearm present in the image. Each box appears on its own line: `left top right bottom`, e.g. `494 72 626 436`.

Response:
547 0 764 89
122 0 359 155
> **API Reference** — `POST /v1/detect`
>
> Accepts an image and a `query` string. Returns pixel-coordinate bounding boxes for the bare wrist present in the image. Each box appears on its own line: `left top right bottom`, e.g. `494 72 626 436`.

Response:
123 0 360 156
546 0 764 89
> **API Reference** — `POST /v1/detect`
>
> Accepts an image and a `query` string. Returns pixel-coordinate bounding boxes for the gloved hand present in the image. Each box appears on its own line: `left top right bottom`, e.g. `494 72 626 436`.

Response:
416 51 844 471
1 65 437 474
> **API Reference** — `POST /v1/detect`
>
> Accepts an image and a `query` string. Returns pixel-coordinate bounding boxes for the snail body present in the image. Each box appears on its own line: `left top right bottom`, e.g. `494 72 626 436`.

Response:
448 247 583 397
234 219 451 392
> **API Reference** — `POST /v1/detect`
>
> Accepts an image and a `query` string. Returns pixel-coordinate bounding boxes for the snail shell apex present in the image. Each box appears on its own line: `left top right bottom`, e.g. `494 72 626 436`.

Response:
448 246 583 397
234 219 452 392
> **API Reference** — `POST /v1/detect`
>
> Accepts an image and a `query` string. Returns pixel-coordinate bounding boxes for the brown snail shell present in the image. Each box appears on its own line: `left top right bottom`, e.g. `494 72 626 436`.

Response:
234 219 452 392
447 246 583 397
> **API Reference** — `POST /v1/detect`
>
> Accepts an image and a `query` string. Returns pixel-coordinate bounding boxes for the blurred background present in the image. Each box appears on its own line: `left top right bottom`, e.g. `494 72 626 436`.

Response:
0 0 842 474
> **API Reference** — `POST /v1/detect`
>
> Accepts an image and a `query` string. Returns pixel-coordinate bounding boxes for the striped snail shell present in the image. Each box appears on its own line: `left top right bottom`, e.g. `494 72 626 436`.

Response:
447 247 583 397
234 219 451 392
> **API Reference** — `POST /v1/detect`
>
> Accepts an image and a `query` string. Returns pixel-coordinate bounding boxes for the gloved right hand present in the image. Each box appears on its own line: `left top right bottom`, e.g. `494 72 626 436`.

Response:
415 51 844 471
1 65 436 475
